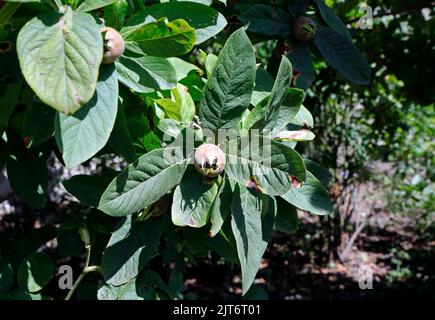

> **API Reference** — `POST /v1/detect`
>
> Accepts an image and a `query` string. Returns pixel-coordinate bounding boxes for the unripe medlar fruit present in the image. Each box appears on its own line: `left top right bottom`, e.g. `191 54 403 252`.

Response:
101 27 125 64
194 143 226 178
293 17 317 42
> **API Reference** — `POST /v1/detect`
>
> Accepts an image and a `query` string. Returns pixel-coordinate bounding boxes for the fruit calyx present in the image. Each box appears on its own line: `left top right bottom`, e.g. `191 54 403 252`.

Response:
293 17 318 42
194 143 226 178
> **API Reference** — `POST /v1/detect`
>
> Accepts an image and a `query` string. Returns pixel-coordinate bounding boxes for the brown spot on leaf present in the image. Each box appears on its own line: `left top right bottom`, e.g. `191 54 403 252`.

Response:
290 176 301 189
23 137 32 148
246 176 265 193
74 94 81 105
188 218 196 226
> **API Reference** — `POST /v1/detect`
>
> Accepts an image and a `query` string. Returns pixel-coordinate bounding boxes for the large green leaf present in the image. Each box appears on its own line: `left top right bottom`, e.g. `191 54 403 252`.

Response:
225 137 306 196
286 43 314 89
98 147 188 217
22 102 55 148
115 56 177 93
262 88 305 136
167 57 202 81
127 116 161 154
239 4 290 37
7 152 48 208
62 171 118 207
313 0 352 40
313 26 371 85
122 2 226 44
251 67 273 106
16 7 103 114
198 28 256 131
101 216 162 286
171 170 219 228
17 252 53 293
0 80 22 126
280 171 332 215
274 197 298 233
77 0 117 12
289 105 314 128
261 56 293 126
103 0 129 30
108 103 137 163
97 278 153 300
55 64 118 168
121 18 195 57
303 158 330 188
231 185 275 295
209 177 232 237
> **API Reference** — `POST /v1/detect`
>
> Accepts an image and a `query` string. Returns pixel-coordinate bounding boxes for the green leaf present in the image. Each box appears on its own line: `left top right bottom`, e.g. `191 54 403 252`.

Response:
97 277 155 300
121 18 195 57
155 98 182 121
7 289 42 300
77 0 116 12
251 67 273 106
0 3 21 29
303 159 330 188
313 27 371 85
286 44 313 89
0 258 13 291
16 7 103 114
104 0 129 30
122 2 226 44
262 88 305 136
239 4 290 37
313 0 352 41
63 171 118 207
115 56 177 93
289 105 314 128
7 153 48 208
261 56 293 128
205 53 218 79
171 170 219 228
0 80 22 126
231 185 275 294
209 177 232 237
108 103 137 163
17 252 53 293
57 225 86 258
167 57 202 81
281 171 332 215
55 64 118 168
22 102 55 148
274 197 298 233
101 216 163 286
225 137 306 196
128 116 161 154
172 84 195 124
98 147 188 217
198 28 256 131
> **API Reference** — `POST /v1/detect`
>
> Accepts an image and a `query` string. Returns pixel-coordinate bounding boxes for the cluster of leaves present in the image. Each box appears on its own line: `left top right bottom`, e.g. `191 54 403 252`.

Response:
0 0 380 300
236 0 371 88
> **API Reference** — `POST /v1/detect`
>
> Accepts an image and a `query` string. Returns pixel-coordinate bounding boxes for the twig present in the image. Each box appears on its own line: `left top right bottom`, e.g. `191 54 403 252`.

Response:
65 227 100 300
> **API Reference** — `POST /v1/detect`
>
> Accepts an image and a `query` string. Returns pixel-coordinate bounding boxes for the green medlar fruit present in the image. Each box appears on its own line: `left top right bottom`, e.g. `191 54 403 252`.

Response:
293 17 317 42
101 27 125 64
194 143 226 178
